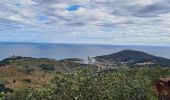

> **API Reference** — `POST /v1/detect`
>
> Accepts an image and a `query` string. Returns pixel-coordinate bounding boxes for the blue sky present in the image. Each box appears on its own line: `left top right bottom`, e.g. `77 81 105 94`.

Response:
0 0 170 46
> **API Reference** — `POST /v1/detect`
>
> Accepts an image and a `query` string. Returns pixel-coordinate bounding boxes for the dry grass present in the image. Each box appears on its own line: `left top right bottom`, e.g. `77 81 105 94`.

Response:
0 66 51 90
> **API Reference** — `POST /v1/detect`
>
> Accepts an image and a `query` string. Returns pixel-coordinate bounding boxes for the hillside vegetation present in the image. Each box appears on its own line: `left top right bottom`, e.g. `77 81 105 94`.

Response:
95 50 170 67
2 67 170 100
0 56 91 91
1 51 170 100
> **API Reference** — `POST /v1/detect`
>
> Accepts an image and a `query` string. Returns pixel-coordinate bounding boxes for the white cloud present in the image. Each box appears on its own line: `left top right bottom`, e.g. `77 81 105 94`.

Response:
0 0 170 46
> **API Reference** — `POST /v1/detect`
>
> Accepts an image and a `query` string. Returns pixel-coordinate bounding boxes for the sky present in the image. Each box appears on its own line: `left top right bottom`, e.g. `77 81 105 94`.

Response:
0 0 170 46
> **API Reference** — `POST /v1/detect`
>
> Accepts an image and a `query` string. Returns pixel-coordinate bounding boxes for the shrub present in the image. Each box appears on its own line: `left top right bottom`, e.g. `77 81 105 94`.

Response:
39 64 55 71
0 84 13 93
0 92 5 100
22 79 31 83
5 67 170 100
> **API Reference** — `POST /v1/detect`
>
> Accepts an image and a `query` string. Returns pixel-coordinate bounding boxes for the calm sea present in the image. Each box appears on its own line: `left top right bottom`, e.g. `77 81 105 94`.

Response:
0 42 170 60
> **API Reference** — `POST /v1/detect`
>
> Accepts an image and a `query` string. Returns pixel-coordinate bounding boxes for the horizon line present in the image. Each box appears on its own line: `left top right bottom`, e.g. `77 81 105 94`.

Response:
0 41 170 48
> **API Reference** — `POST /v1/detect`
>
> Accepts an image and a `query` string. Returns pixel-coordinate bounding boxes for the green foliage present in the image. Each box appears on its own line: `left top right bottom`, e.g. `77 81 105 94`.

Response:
95 50 170 67
39 64 55 71
0 59 11 66
0 84 13 93
0 92 5 100
0 56 23 66
22 79 31 83
5 67 170 100
6 88 55 100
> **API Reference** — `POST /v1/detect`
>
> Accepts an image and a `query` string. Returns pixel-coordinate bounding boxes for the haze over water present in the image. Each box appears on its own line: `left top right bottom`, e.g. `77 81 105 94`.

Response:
0 42 170 60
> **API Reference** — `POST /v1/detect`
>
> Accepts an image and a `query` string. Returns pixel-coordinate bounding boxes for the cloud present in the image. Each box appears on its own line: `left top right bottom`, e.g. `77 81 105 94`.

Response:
134 2 170 17
0 0 170 46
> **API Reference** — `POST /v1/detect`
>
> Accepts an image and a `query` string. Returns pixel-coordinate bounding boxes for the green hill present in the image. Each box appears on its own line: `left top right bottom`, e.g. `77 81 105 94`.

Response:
95 50 170 67
0 56 91 92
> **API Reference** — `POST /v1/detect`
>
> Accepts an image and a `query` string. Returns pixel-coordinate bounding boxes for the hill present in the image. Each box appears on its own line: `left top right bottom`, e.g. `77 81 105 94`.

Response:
95 50 170 67
0 56 87 72
0 56 92 92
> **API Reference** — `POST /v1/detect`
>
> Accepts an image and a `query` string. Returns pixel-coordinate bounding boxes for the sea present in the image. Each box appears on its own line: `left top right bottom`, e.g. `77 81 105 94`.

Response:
0 42 170 60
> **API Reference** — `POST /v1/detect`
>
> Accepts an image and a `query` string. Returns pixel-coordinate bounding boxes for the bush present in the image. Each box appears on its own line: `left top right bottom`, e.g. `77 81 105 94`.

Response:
0 92 5 100
5 88 56 100
22 79 31 83
0 84 13 93
39 64 55 71
5 88 31 100
5 67 170 100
